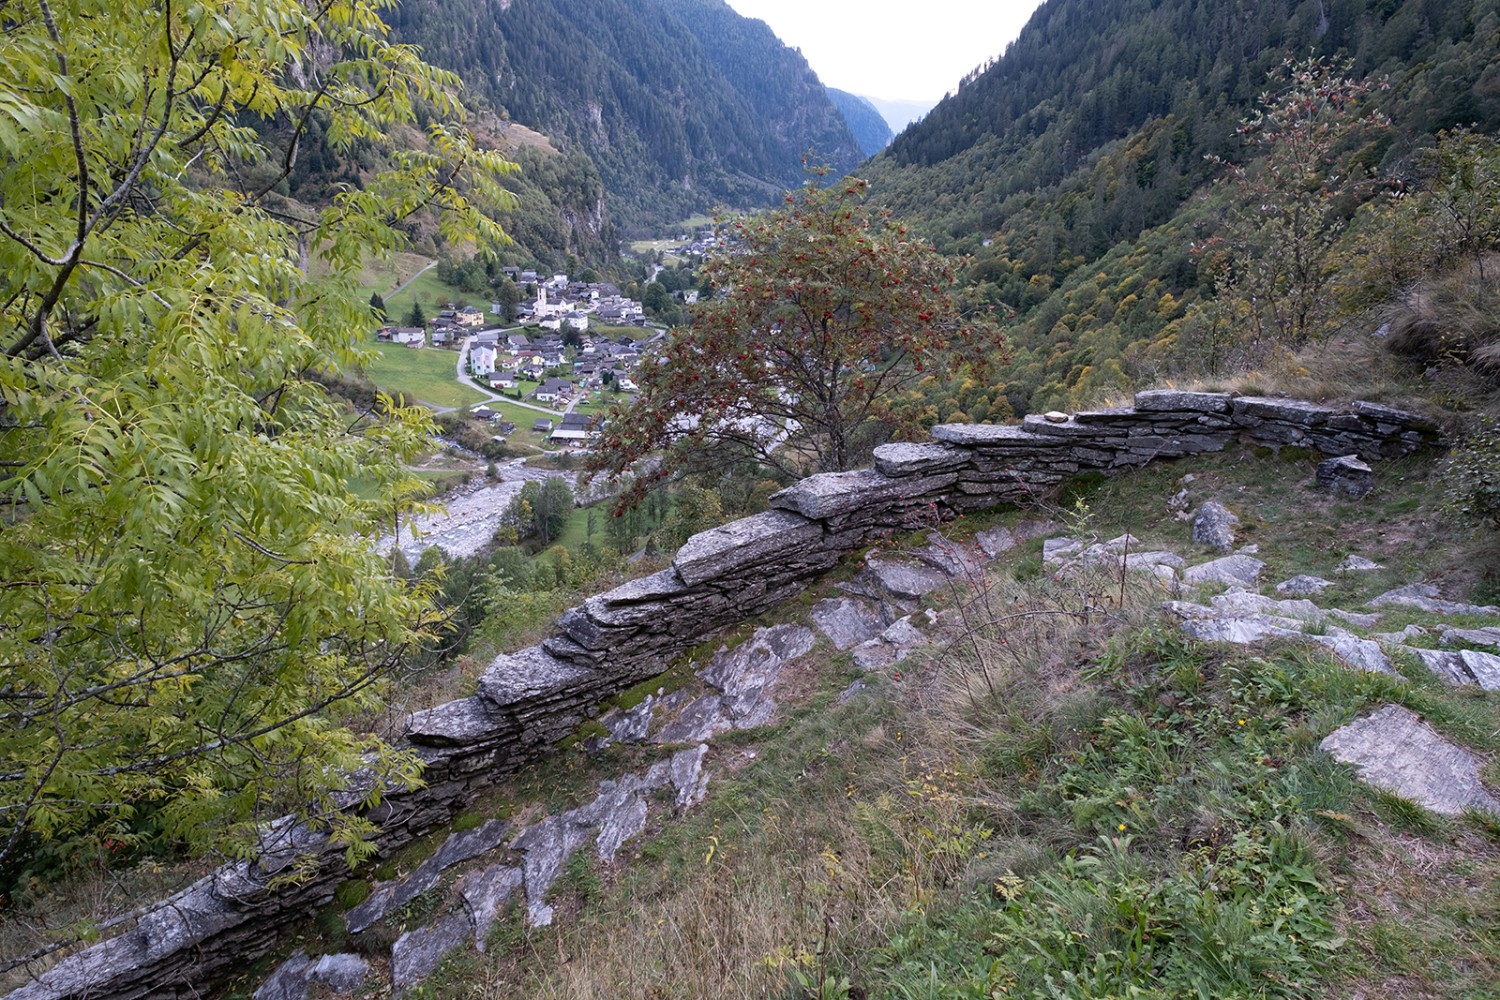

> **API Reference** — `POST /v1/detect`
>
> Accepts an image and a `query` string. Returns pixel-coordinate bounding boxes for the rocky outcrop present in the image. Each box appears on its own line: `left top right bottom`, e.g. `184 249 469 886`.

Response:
4 392 1442 1000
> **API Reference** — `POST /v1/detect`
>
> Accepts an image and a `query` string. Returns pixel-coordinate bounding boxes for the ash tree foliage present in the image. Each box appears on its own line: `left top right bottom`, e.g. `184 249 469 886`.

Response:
592 176 1005 504
0 0 515 879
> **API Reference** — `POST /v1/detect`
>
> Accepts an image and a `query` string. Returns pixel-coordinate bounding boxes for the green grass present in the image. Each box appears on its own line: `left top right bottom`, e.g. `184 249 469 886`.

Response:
382 267 491 316
361 343 491 409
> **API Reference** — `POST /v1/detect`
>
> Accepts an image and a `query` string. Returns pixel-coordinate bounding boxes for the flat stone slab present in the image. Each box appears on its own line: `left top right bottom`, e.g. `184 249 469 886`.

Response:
1320 705 1500 816
391 912 473 990
862 557 950 600
912 533 987 580
768 468 957 520
699 624 815 729
1370 583 1500 616
1133 389 1232 413
1317 454 1373 499
1440 625 1500 648
1407 647 1500 690
973 525 1015 557
459 865 523 952
478 645 593 707
811 597 884 650
872 441 971 477
1277 575 1334 596
346 819 509 934
256 952 373 1000
1183 554 1265 587
1338 555 1384 573
673 509 823 586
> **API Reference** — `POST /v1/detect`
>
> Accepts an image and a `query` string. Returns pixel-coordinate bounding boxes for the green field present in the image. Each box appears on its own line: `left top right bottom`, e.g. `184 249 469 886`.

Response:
382 267 491 317
362 344 490 409
589 322 658 340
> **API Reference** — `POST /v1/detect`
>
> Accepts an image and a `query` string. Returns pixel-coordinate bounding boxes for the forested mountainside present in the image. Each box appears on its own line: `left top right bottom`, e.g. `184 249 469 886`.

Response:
828 88 895 158
862 0 1500 417
384 0 862 234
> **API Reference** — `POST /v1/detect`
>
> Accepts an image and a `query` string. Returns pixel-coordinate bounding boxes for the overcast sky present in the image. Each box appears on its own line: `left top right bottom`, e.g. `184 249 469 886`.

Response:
725 1 1045 103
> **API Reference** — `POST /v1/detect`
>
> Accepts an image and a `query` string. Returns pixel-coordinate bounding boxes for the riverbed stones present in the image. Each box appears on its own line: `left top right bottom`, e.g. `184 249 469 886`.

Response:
1320 705 1500 816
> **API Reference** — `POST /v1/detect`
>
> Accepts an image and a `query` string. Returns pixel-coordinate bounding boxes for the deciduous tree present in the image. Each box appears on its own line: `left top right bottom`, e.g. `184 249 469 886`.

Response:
0 0 515 880
591 176 1005 504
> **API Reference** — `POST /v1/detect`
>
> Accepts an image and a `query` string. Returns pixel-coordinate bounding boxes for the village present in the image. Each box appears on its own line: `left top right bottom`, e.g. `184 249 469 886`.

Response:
374 268 669 449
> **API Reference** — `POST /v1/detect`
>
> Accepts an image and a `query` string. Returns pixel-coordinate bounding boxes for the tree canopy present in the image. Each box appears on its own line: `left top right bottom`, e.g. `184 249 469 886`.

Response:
0 0 514 882
591 177 1005 504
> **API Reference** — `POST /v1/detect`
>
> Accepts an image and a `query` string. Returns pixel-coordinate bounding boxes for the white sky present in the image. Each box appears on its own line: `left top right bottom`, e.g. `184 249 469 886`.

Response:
725 1 1045 103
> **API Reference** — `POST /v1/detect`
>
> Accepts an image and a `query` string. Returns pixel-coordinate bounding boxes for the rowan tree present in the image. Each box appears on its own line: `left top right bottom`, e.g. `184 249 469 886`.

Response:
0 0 515 880
590 177 1005 504
1208 58 1390 348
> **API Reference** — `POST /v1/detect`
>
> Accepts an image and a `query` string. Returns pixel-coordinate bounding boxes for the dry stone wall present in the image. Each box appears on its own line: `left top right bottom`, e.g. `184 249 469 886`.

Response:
3 391 1442 1000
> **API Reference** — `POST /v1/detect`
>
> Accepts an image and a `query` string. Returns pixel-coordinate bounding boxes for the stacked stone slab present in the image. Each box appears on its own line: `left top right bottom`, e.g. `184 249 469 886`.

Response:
3 392 1442 1000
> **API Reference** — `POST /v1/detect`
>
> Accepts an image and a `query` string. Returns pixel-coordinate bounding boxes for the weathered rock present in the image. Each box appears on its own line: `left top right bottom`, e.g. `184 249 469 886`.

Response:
405 697 510 748
1439 625 1500 648
667 744 710 809
861 557 950 600
590 782 650 863
346 820 510 934
512 814 595 928
1374 624 1428 644
478 646 593 708
255 952 314 1000
1191 501 1239 552
1304 633 1396 675
1276 575 1334 596
769 468 957 521
1337 555 1383 573
912 533 987 580
308 954 372 995
699 625 816 729
1209 589 1324 623
1183 554 1265 587
1369 583 1500 616
391 912 473 990
1133 389 1233 413
1043 537 1082 565
592 697 656 749
1320 705 1500 815
673 510 826 586
1407 647 1500 690
837 680 870 704
872 441 971 477
1316 455 1374 499
460 865 523 952
811 597 884 651
654 695 727 744
973 525 1015 557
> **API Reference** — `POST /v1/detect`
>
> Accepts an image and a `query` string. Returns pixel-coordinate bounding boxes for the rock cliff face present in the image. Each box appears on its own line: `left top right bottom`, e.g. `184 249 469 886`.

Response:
4 391 1441 1000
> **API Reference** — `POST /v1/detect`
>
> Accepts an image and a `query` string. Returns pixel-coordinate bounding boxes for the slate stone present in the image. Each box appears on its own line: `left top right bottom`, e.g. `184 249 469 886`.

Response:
668 744 710 808
1183 554 1265 587
768 468 956 520
1407 647 1500 690
590 783 650 863
1133 389 1233 413
391 912 473 990
1209 589 1325 623
592 697 655 749
512 815 595 928
1316 455 1374 499
912 533 987 580
1320 705 1500 816
837 680 870 704
478 646 594 707
1043 537 1082 564
345 819 510 934
404 697 509 748
699 625 816 729
1351 400 1437 431
1276 575 1334 596
308 954 372 995
973 526 1015 557
459 865 523 952
851 640 903 671
1373 625 1428 644
1304 633 1396 675
255 952 314 1000
653 694 728 744
673 510 825 586
1122 551 1185 572
872 441 971 477
811 597 884 651
1337 554 1383 573
1232 396 1332 425
930 423 1066 448
1191 501 1238 552
1439 625 1500 648
862 557 950 600
1369 583 1500 616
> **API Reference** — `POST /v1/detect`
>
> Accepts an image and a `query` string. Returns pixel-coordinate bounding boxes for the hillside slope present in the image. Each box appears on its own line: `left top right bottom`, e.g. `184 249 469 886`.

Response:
860 0 1500 415
384 0 863 233
828 88 895 158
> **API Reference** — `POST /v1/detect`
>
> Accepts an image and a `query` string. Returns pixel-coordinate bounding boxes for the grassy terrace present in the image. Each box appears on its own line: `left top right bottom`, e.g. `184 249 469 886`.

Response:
361 343 490 410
